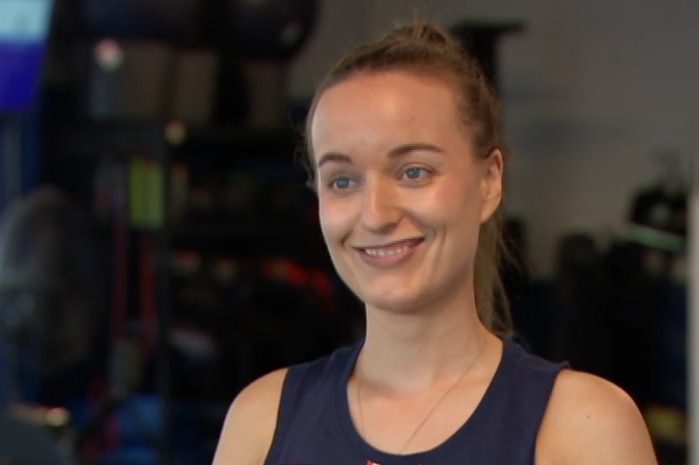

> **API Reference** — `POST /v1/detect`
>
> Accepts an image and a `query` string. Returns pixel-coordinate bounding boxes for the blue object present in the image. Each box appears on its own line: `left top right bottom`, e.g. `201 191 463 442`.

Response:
0 0 49 211
0 0 54 114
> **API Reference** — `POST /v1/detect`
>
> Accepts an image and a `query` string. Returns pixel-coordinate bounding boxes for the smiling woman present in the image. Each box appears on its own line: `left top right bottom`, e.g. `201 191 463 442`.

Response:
310 70 502 321
212 21 658 465
306 27 510 334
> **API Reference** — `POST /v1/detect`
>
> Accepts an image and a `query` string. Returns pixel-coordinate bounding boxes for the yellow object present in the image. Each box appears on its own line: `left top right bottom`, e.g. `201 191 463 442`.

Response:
129 157 164 229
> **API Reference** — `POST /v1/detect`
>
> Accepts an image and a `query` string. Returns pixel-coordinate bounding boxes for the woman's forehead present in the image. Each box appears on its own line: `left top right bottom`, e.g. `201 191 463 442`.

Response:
310 71 466 151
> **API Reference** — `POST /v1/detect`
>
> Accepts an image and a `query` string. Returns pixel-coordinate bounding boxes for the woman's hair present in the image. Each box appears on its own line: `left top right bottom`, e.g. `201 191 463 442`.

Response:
303 21 514 335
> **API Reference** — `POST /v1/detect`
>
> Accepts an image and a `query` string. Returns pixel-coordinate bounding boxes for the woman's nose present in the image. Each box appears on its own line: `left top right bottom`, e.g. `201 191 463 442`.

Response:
360 177 402 233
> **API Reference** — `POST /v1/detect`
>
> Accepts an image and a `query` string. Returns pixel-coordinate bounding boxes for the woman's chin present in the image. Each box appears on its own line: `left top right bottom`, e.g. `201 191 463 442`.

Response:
360 289 429 315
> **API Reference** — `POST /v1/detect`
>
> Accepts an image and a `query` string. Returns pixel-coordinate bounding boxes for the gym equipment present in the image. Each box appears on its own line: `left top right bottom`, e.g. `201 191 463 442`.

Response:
217 0 319 126
82 0 199 41
227 0 319 61
85 40 219 122
82 0 219 122
0 187 102 464
0 186 102 377
0 405 77 465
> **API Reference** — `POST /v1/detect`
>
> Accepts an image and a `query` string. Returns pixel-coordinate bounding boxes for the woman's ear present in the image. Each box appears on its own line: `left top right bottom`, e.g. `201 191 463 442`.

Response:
480 148 504 223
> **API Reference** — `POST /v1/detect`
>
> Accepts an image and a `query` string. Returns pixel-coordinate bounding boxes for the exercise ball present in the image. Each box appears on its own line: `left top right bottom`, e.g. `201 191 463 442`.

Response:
0 187 102 376
227 0 319 61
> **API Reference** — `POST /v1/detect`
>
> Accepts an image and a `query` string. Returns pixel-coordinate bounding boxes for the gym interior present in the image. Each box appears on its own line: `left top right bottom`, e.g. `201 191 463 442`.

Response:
0 1 696 464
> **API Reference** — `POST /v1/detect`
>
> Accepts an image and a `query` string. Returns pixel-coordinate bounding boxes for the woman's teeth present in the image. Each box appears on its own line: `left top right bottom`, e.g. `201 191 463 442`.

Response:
364 245 411 257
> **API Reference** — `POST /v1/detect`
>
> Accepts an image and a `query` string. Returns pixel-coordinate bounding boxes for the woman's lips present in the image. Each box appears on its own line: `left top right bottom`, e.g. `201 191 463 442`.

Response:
355 238 424 265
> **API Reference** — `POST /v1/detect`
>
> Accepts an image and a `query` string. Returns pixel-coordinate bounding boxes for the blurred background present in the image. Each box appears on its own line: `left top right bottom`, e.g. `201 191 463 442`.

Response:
0 0 695 464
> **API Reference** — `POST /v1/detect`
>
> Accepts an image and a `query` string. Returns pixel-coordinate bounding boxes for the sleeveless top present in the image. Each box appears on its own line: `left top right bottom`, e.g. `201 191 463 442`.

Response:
263 337 567 465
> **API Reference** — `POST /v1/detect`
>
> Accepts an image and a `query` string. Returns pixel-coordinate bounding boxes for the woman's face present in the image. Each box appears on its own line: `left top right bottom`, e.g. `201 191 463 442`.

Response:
310 71 503 314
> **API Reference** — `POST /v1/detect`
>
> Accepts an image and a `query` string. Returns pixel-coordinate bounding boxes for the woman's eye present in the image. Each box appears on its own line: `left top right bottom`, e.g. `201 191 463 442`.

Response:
331 177 355 190
403 167 430 180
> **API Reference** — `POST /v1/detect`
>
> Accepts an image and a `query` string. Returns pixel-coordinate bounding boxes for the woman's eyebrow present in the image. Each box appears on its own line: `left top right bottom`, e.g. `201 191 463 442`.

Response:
388 143 444 158
317 143 443 168
317 152 352 168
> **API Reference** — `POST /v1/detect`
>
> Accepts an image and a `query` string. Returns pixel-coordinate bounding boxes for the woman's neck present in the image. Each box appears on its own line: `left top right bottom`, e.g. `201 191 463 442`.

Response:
358 301 494 393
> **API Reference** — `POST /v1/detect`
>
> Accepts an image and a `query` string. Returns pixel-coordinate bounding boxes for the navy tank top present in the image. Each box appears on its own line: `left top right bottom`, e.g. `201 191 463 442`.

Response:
264 337 567 465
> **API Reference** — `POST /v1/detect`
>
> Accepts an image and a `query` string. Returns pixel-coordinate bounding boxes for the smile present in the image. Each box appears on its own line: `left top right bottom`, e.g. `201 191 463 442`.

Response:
355 238 424 265
363 244 412 256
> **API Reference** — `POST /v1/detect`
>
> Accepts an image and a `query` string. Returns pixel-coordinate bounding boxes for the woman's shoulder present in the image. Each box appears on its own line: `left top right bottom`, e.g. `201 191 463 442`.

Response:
211 367 289 465
536 369 658 465
211 343 360 465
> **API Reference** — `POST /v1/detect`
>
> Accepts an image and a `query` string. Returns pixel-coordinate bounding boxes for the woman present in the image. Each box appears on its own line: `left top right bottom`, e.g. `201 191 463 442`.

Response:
212 21 658 465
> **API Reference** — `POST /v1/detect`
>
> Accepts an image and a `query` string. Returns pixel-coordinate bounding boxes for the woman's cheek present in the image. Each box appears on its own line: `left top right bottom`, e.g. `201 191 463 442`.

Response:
319 199 353 240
